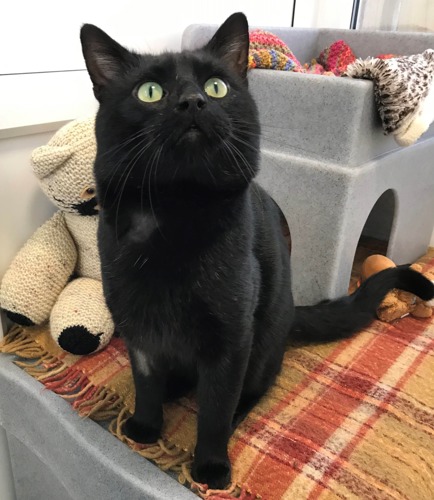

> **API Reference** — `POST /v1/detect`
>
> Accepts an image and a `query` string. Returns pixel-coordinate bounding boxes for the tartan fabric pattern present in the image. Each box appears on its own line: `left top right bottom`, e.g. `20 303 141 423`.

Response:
2 257 434 499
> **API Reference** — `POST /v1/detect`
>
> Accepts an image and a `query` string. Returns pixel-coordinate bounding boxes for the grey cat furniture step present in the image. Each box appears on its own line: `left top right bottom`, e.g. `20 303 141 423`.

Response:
182 25 434 305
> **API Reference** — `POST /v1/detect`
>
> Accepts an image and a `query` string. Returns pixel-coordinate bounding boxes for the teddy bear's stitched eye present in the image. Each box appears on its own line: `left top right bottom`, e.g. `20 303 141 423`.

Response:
81 186 96 200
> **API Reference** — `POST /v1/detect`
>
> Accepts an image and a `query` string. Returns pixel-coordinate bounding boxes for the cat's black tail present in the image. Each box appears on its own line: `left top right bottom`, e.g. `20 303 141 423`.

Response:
290 265 434 344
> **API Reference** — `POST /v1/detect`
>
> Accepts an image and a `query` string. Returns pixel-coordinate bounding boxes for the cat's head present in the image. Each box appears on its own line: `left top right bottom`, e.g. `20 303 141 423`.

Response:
80 13 260 202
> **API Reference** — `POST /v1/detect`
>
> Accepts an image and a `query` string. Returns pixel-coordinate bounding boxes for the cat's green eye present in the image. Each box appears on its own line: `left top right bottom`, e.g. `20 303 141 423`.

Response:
137 82 164 103
204 78 228 98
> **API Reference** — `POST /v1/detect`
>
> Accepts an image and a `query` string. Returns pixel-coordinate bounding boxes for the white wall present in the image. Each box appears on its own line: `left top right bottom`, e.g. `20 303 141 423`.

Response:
0 131 56 276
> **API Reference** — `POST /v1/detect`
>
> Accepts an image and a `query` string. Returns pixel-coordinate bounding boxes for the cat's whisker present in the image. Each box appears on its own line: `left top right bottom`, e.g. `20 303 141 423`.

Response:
230 138 259 156
232 119 326 159
138 134 161 210
138 256 149 269
101 126 156 160
229 132 287 215
232 117 293 132
203 151 218 187
111 139 154 212
170 162 182 184
220 138 251 187
152 134 172 194
114 137 160 241
133 254 143 267
103 133 154 207
140 142 155 215
147 148 159 226
137 137 168 240
222 139 263 206
222 134 256 179
101 127 157 194
232 129 328 181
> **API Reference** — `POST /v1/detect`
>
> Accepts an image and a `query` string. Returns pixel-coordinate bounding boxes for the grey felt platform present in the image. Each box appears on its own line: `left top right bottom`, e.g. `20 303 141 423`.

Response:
183 25 434 305
0 354 195 500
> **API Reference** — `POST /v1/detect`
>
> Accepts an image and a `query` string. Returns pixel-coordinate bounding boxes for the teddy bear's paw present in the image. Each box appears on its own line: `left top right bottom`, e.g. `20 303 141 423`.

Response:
4 310 35 327
58 325 102 355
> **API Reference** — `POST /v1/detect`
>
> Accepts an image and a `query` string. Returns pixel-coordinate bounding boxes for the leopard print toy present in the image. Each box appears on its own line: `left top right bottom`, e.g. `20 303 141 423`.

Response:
346 49 434 146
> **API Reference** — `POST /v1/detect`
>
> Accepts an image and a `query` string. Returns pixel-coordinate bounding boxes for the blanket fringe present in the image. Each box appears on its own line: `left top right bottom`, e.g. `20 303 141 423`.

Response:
0 327 123 421
110 407 260 499
109 406 192 469
0 325 44 358
182 464 260 499
1 326 260 499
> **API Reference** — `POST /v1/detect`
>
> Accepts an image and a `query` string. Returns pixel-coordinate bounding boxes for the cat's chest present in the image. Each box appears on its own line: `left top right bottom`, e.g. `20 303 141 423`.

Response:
100 209 160 272
127 212 158 243
107 209 188 277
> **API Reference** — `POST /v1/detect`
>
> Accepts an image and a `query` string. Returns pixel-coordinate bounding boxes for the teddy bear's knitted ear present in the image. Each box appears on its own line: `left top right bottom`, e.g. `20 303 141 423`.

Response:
31 144 74 179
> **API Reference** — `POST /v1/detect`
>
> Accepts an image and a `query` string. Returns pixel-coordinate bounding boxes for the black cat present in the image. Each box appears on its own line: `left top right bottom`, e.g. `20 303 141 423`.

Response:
80 13 434 489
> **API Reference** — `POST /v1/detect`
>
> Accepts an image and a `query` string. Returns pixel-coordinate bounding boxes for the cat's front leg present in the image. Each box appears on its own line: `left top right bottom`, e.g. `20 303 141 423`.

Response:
123 346 166 444
192 346 250 490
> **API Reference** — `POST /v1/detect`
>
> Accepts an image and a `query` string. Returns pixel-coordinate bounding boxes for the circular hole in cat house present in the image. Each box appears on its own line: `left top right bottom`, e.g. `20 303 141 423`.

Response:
350 189 396 291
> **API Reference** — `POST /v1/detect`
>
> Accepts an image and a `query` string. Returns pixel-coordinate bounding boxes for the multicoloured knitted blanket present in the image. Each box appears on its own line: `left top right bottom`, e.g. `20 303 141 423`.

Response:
2 254 434 499
249 30 355 75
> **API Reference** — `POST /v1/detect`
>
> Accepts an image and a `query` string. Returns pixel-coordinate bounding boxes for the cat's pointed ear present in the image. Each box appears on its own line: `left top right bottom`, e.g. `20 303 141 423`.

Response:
205 12 249 79
80 24 134 100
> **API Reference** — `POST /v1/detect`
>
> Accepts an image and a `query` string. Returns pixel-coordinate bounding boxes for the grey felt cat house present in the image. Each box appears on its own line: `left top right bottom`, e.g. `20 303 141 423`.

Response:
183 26 434 306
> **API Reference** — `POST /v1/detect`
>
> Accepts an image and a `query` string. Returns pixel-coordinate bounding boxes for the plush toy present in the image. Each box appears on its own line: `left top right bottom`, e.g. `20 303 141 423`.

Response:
360 254 434 322
345 49 434 146
0 117 114 355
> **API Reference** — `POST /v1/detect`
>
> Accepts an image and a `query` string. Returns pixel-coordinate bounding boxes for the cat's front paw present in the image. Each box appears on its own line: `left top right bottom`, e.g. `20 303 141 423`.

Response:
123 416 161 444
191 457 231 490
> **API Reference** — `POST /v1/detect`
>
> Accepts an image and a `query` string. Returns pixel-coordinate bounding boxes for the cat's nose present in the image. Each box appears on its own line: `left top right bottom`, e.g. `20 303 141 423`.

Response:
177 93 207 112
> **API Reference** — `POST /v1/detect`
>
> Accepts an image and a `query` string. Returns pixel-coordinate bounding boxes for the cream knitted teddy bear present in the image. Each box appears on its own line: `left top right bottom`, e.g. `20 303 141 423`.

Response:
0 117 114 355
